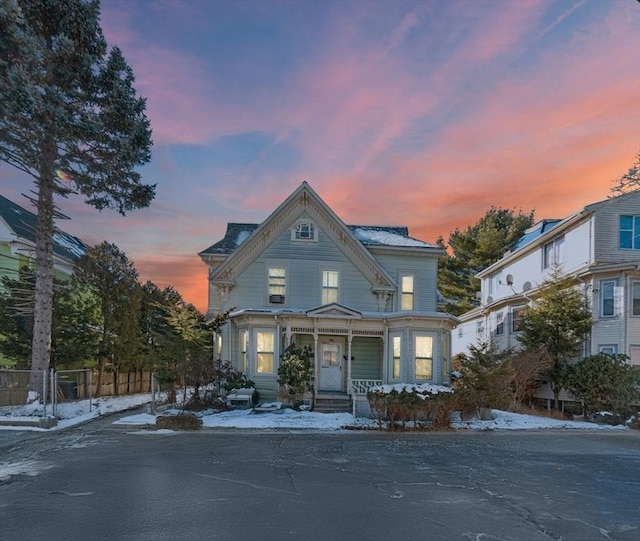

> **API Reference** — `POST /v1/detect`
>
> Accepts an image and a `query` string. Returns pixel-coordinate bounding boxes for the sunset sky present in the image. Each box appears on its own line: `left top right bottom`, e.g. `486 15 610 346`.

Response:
1 0 639 312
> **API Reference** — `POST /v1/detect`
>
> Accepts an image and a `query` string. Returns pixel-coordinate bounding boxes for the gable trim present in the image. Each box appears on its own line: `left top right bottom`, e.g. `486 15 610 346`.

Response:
210 182 397 291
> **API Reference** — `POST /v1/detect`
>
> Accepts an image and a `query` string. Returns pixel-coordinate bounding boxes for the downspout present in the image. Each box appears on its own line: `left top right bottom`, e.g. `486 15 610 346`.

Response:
383 318 388 383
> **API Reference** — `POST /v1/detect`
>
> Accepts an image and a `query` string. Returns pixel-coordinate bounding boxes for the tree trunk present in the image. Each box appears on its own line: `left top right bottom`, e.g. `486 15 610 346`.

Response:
29 160 56 397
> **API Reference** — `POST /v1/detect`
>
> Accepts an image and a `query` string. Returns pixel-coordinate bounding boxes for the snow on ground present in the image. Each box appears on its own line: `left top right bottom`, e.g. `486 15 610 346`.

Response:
0 393 629 432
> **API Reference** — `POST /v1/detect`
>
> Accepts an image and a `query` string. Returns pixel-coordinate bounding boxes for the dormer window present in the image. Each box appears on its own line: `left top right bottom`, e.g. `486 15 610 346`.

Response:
292 220 317 242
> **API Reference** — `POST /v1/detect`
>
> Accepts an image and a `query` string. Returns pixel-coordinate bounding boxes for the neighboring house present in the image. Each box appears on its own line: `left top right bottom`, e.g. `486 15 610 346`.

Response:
452 191 640 404
199 182 458 412
0 194 87 285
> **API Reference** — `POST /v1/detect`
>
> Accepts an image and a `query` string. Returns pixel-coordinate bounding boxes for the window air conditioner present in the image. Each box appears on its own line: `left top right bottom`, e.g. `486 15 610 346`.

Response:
269 294 284 304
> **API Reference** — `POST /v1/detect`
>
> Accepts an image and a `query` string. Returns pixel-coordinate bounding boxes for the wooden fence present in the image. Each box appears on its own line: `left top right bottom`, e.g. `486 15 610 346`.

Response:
75 370 153 398
0 369 153 406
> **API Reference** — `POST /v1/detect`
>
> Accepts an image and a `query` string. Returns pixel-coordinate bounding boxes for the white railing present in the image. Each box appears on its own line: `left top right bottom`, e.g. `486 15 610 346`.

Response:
349 379 383 395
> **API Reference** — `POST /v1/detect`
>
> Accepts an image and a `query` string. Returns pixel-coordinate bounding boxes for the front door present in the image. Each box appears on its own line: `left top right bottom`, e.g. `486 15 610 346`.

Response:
319 340 343 391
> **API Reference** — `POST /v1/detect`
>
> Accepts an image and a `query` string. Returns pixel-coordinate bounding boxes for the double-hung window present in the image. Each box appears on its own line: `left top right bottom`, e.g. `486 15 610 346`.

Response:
322 270 339 304
268 266 286 304
292 220 317 242
391 336 401 380
632 281 640 316
495 312 504 335
414 335 433 380
256 331 275 373
543 235 565 268
489 272 501 295
240 330 248 372
511 306 526 333
400 275 414 310
619 215 640 250
600 279 618 317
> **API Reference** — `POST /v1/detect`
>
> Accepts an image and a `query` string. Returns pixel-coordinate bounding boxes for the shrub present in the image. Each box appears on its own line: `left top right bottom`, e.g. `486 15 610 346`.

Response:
277 343 314 409
565 353 639 418
453 342 513 416
367 384 456 430
156 412 202 430
507 350 552 409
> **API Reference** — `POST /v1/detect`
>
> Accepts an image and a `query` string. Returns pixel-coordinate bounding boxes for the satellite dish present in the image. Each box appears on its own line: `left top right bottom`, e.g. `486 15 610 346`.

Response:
523 281 532 291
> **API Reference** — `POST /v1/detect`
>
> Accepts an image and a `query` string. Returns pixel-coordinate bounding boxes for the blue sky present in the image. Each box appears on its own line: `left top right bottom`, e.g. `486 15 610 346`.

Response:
1 0 638 310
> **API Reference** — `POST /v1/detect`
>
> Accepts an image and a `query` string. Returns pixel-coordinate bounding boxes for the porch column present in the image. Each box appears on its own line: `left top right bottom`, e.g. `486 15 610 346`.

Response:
285 322 292 347
313 329 319 395
347 330 353 395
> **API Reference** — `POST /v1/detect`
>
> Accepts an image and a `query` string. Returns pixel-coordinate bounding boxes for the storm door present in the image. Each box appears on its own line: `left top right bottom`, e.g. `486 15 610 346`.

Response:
319 340 343 391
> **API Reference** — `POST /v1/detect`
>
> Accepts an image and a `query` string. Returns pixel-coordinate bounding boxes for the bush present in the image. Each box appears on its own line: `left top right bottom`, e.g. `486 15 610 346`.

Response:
565 353 639 418
367 384 457 430
453 342 513 416
508 350 552 409
156 412 202 430
277 343 314 409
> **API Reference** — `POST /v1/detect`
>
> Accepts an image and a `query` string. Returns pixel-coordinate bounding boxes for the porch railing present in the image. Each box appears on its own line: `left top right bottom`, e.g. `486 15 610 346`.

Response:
349 379 383 395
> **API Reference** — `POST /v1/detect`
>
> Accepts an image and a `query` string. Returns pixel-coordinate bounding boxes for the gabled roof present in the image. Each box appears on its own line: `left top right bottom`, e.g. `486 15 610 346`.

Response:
201 182 412 291
306 303 362 319
0 194 87 262
199 218 437 256
478 190 640 278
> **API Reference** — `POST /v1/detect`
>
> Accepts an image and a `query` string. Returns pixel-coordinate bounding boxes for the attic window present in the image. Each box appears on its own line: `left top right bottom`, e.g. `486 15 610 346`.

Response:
292 220 317 242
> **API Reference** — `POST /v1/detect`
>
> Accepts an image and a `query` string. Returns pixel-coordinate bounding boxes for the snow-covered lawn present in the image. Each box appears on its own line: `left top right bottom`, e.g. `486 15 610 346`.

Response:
0 393 629 432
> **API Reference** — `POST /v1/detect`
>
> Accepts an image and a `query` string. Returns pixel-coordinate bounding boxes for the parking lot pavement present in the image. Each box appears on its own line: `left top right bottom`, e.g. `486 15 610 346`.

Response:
1 424 639 541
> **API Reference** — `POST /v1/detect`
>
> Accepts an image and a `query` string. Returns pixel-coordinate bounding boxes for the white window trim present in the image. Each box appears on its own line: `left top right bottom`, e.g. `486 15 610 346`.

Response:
390 334 402 381
619 214 640 250
599 279 618 318
291 219 318 242
239 329 248 373
321 268 340 305
598 344 618 355
495 311 504 335
399 273 415 311
266 263 288 305
413 333 435 381
511 305 526 333
543 235 565 269
632 281 640 317
254 328 276 375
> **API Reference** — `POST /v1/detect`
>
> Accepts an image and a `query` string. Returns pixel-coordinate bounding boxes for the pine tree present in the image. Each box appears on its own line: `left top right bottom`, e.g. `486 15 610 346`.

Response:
517 267 592 409
0 0 154 394
438 207 534 315
73 242 142 396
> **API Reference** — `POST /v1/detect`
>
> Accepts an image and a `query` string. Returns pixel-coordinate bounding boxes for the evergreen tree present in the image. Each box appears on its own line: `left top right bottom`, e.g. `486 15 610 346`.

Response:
517 267 592 409
438 207 534 315
73 242 142 395
164 302 231 405
0 0 154 393
0 265 95 368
